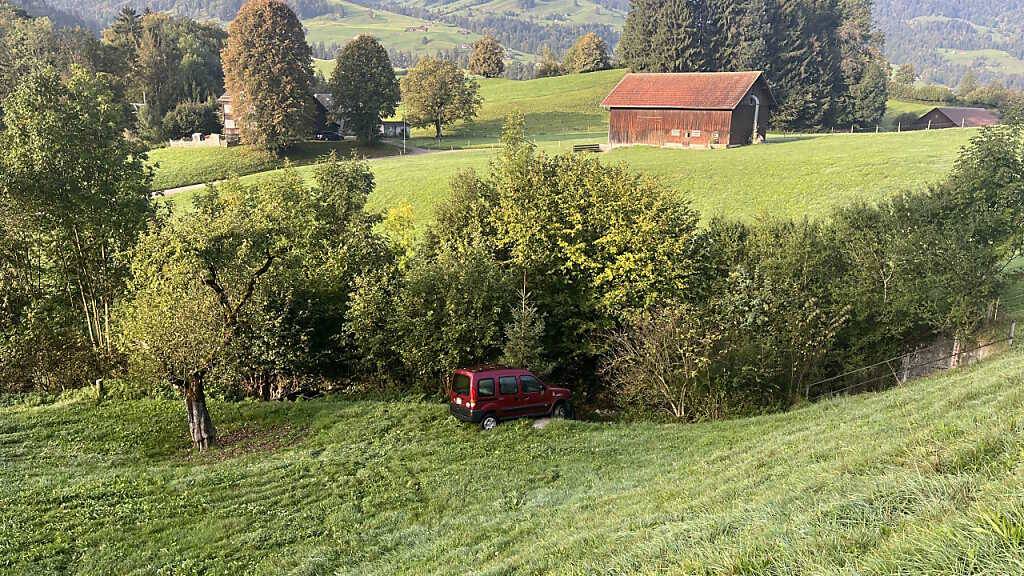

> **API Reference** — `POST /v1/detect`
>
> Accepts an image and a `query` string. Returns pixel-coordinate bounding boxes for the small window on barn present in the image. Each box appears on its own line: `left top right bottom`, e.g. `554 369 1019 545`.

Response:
691 130 702 138
670 129 681 137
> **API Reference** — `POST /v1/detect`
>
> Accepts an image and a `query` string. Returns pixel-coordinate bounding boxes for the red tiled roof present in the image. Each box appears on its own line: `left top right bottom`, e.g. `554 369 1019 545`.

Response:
601 71 768 110
934 107 1001 127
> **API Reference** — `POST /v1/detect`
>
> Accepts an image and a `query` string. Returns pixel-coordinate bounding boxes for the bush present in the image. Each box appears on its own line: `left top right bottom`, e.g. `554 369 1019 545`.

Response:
162 100 222 140
891 111 919 130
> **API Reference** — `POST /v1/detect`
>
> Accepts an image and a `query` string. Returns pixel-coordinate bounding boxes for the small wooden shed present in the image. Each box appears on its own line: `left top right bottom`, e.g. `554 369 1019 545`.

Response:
601 71 775 149
912 107 1001 130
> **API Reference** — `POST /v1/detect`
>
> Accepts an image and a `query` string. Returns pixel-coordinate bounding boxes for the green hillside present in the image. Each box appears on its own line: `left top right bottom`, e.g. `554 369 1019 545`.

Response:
161 128 972 228
303 1 480 55
6 347 1024 573
387 0 627 27
406 68 626 146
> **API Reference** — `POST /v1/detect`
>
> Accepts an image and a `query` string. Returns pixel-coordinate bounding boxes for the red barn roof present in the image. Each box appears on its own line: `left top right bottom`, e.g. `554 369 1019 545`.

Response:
931 107 1001 127
601 71 772 110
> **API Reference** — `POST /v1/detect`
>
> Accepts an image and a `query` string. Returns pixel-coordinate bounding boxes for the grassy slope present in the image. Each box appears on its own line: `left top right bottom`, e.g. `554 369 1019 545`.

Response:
164 128 974 227
304 0 479 54
5 350 1024 573
149 141 401 191
408 69 626 147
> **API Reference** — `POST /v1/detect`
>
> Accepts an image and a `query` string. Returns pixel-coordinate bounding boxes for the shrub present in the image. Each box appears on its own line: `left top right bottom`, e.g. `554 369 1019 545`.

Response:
162 100 221 140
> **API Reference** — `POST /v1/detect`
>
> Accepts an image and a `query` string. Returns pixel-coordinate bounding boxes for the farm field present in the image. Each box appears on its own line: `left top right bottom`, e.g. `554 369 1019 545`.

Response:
164 128 976 230
5 347 1024 573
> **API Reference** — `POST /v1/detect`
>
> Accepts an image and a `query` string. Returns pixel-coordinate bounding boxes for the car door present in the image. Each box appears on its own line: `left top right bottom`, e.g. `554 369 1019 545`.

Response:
518 375 548 417
497 375 520 419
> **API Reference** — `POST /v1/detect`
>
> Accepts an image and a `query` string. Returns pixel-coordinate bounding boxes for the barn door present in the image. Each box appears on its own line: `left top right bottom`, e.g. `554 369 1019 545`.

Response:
648 118 664 147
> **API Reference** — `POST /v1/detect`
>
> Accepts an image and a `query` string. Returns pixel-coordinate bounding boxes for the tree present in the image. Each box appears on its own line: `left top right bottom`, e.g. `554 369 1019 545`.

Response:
500 286 554 376
889 63 916 99
222 0 315 151
563 32 610 74
329 34 399 144
119 156 389 447
534 46 563 78
0 66 154 384
400 56 481 140
958 70 980 99
849 59 888 127
468 34 505 78
603 306 730 421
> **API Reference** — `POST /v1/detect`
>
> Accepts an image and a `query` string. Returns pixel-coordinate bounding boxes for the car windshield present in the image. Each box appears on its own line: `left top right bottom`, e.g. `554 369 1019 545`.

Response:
452 374 471 396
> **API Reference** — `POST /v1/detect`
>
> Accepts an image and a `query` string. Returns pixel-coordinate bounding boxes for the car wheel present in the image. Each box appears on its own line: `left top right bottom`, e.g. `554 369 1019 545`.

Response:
552 401 571 419
480 414 499 431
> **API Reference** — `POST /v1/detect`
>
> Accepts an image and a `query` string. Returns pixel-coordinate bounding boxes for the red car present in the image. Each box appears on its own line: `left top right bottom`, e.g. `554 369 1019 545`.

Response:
449 367 573 430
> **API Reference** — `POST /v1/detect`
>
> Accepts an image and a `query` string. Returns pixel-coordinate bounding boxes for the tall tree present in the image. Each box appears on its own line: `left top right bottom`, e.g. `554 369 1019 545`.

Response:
400 56 481 141
0 66 154 380
222 0 314 152
329 34 399 144
563 32 610 74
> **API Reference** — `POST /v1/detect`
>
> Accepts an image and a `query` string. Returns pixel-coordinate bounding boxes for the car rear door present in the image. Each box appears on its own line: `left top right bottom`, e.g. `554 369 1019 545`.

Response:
518 375 548 416
497 375 520 419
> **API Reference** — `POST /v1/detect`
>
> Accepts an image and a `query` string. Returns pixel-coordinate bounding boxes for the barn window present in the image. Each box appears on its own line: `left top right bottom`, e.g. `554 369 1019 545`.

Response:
670 129 681 137
691 130 702 138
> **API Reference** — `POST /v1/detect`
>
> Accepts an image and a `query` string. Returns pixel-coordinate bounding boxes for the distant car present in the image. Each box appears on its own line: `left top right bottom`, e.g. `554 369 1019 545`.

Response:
315 131 342 141
449 366 573 430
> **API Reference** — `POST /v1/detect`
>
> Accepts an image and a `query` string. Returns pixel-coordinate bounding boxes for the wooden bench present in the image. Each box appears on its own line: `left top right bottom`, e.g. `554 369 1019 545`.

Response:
571 143 602 154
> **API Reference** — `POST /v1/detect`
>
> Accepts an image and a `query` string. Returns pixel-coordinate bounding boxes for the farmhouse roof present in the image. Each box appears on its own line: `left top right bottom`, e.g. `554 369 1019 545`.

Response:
601 71 773 110
314 93 334 111
929 107 1001 127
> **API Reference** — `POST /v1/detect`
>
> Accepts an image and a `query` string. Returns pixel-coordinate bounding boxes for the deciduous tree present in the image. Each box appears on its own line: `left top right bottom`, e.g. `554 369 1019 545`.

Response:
222 0 314 151
400 56 481 140
563 32 610 74
468 34 505 78
329 34 399 144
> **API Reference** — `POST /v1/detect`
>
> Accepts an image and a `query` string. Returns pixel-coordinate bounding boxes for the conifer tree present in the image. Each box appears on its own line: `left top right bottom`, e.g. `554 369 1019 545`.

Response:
222 0 314 152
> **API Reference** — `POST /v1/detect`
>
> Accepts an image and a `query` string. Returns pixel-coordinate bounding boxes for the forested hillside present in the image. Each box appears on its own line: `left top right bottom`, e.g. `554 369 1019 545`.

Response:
876 0 1024 88
20 0 1024 89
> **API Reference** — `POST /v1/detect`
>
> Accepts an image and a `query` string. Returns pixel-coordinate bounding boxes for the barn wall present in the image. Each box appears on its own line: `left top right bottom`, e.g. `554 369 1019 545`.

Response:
729 84 772 145
609 109 735 147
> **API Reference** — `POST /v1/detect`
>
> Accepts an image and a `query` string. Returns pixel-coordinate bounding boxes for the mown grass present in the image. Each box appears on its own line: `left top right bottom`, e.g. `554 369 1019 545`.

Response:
5 348 1024 574
164 128 975 230
406 69 626 148
148 141 401 191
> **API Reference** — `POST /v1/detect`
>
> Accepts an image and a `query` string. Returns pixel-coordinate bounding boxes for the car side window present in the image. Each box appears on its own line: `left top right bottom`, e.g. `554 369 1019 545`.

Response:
499 376 518 395
520 375 544 394
477 378 495 397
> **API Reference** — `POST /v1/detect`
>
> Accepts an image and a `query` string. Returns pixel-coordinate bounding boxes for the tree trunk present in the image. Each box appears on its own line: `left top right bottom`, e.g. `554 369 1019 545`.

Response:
184 380 217 450
434 120 443 141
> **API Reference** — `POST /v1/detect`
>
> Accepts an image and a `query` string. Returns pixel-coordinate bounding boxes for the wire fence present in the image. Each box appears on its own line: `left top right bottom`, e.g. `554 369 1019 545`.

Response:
807 327 1016 403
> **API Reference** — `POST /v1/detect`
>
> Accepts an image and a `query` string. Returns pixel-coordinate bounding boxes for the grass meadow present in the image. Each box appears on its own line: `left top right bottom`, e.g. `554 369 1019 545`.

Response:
148 141 401 191
163 128 976 232
5 348 1024 574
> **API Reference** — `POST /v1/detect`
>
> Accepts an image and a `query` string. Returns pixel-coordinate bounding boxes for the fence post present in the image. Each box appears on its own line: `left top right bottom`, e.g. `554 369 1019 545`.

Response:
949 336 961 369
898 122 902 133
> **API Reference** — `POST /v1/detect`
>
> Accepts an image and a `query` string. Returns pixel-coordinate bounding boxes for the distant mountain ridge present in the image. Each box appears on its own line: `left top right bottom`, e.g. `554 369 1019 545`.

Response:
15 0 1024 88
876 0 1024 88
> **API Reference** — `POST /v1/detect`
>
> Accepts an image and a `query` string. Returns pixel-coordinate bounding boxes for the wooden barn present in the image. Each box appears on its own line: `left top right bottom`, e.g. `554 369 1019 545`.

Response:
912 107 1001 130
601 71 775 149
